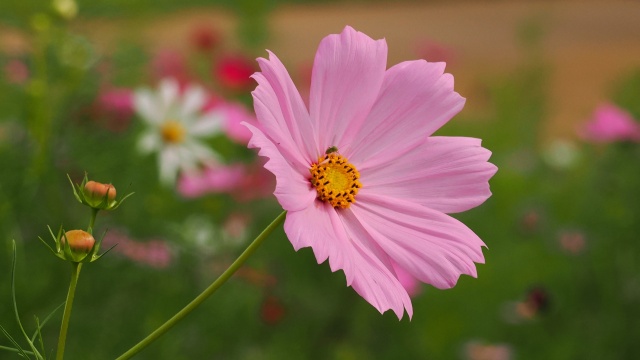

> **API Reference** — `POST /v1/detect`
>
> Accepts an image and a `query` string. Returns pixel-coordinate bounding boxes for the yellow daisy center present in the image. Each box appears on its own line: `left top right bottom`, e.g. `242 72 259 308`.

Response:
160 120 186 144
309 152 362 209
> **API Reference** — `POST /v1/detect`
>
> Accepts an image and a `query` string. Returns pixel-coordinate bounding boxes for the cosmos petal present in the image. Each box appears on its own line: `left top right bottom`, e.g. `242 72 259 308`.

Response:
245 122 316 212
361 136 497 213
309 26 387 152
284 202 413 319
352 192 486 290
348 60 465 166
253 52 318 167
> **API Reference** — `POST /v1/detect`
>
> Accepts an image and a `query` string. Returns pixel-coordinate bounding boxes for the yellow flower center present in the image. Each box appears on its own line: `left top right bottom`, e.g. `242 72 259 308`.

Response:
160 120 186 144
309 153 362 208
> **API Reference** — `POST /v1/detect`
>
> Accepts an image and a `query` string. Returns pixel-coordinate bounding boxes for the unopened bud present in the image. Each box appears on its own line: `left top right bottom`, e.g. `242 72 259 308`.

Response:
62 230 95 256
84 181 116 208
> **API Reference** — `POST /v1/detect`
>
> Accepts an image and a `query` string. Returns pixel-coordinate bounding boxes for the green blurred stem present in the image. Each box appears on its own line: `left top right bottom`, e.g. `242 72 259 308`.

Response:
115 210 287 360
56 262 82 360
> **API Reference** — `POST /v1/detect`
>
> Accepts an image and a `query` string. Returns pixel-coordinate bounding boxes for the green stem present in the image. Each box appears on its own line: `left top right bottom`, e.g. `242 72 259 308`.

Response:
56 262 82 360
115 210 287 360
88 208 98 235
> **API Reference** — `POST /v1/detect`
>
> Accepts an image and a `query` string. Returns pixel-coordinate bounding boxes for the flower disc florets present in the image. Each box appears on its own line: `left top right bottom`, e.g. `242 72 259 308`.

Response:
309 152 362 208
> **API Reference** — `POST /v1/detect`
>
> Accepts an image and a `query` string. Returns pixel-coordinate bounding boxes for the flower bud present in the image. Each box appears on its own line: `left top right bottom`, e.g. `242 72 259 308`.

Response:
83 181 116 208
62 230 95 260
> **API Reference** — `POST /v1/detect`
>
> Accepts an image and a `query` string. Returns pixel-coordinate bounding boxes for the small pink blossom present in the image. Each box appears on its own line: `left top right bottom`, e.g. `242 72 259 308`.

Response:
102 230 172 269
580 103 640 143
245 26 496 318
177 163 246 198
558 230 586 255
190 24 220 52
415 39 457 65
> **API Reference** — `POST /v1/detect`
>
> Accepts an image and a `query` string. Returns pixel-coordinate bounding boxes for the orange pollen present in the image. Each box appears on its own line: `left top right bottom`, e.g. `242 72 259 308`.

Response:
309 153 362 209
160 120 186 144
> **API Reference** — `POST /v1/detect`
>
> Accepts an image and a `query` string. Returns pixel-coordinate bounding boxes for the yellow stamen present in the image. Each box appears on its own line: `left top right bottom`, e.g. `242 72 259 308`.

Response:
160 120 186 144
309 153 362 208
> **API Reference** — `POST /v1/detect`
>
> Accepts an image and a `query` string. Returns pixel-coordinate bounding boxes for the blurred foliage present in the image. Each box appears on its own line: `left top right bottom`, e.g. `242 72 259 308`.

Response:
1 3 640 360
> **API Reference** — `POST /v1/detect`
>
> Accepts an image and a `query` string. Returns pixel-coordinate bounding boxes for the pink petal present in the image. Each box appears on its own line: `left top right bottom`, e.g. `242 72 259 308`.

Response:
347 60 465 167
391 260 421 298
361 136 497 213
284 202 412 319
284 201 355 282
351 192 486 290
253 51 318 166
309 26 387 152
244 122 316 212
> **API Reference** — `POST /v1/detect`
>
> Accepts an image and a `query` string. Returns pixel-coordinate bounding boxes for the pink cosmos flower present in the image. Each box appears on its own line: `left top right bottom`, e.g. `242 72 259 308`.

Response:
580 103 640 143
244 26 497 319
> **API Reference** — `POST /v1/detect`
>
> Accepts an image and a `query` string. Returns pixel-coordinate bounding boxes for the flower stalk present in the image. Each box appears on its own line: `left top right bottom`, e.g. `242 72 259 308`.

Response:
55 262 82 360
115 210 287 360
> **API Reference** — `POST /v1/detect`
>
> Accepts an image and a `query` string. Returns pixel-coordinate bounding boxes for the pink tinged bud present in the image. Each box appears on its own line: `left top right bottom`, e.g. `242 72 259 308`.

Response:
84 181 116 208
62 230 95 253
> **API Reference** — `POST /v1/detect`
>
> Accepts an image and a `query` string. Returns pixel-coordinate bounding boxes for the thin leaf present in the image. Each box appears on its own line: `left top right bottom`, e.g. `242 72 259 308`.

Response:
10 241 42 359
33 317 45 360
0 324 31 359
30 302 65 343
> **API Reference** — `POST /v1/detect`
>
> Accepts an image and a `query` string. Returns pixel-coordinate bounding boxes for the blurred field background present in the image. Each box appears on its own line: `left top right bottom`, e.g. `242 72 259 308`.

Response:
1 0 639 359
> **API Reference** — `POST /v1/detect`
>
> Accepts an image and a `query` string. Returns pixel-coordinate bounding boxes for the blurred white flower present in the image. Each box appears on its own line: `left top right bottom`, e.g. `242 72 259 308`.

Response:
542 138 580 169
134 78 222 185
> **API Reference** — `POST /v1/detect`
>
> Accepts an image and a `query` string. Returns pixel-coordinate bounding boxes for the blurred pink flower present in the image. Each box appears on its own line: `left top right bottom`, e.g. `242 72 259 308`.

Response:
203 96 258 144
93 87 134 132
214 54 256 92
580 103 640 143
151 50 190 87
103 230 172 268
190 24 220 53
558 230 586 255
245 26 496 318
177 163 246 198
4 59 29 84
230 161 275 202
464 341 512 360
415 39 457 65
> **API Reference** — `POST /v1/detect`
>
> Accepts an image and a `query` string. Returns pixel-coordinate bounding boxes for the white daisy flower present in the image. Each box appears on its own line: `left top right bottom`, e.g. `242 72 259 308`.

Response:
134 78 222 185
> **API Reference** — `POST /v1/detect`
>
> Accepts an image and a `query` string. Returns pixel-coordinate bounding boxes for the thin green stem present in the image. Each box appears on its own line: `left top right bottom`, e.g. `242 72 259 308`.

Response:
115 210 287 360
56 262 82 360
88 208 98 235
